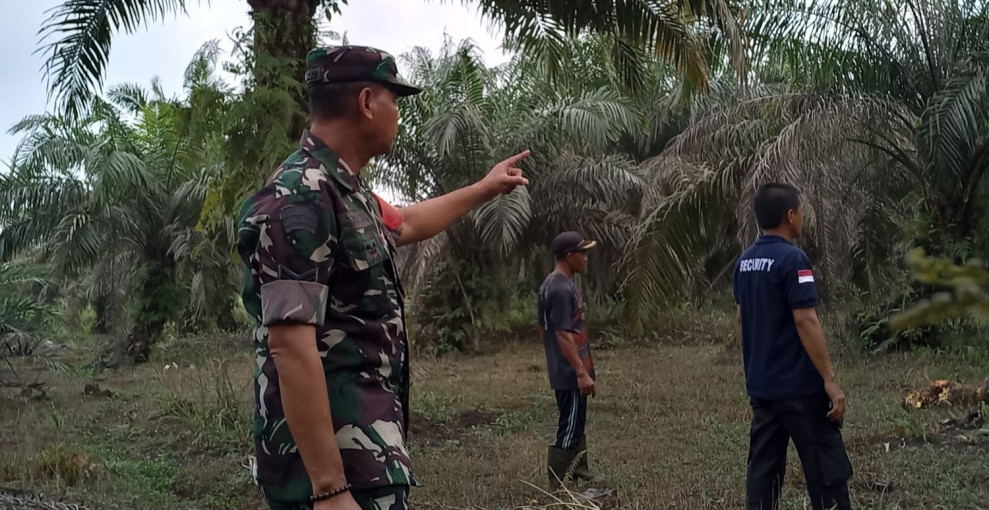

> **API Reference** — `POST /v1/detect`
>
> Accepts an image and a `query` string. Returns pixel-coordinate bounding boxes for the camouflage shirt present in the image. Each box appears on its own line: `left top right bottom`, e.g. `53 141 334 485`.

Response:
236 131 416 502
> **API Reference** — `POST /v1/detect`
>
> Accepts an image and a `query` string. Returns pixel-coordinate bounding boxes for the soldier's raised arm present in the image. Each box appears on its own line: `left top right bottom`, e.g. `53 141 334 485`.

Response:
394 150 530 246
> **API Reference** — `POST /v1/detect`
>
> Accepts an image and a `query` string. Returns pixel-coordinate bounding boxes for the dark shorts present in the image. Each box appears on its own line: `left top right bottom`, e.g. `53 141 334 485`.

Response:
267 485 409 510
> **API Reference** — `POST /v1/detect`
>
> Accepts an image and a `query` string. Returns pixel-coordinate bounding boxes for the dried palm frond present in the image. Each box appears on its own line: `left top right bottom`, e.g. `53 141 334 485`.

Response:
623 94 916 324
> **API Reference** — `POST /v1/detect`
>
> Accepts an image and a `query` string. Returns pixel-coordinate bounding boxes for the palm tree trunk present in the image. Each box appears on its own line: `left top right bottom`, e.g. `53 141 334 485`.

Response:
102 262 178 367
93 293 114 334
923 195 975 258
246 0 325 140
103 319 167 367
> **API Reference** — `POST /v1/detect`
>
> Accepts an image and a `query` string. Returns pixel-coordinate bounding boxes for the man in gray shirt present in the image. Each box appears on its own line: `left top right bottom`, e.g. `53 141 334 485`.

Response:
537 231 604 491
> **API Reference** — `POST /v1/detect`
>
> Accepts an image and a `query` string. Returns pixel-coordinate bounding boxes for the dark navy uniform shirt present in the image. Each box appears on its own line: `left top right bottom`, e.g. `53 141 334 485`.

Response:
733 235 824 399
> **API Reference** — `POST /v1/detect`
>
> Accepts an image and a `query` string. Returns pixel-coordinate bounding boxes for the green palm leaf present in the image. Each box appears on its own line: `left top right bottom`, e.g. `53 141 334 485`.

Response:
107 83 150 113
472 187 533 254
467 0 745 90
37 0 191 118
625 92 914 321
918 51 989 187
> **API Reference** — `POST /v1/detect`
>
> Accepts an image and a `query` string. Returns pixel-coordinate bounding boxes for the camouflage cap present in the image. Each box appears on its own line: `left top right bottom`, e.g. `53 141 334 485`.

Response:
305 45 422 97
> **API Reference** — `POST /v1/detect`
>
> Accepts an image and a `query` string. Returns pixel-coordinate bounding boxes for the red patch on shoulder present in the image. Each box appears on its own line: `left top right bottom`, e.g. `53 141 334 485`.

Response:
373 193 404 232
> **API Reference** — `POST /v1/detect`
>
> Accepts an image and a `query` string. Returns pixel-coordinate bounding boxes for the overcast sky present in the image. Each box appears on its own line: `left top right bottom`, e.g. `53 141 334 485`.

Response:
0 0 509 163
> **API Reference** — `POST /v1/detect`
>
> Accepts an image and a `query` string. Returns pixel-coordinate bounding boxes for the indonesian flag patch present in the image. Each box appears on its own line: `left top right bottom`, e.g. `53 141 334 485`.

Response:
798 269 814 284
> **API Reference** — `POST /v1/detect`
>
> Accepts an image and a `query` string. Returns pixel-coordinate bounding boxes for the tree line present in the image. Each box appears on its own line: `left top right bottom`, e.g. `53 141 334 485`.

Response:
2 0 988 367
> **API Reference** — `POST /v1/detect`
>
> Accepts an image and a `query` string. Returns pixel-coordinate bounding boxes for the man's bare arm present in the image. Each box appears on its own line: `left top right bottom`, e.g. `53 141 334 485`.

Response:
557 330 595 396
793 307 846 421
397 184 492 246
396 151 530 246
792 308 835 381
268 323 347 493
556 331 585 375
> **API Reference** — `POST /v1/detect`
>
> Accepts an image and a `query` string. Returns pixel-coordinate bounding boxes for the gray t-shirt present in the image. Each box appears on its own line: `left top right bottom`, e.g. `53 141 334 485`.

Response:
537 272 595 390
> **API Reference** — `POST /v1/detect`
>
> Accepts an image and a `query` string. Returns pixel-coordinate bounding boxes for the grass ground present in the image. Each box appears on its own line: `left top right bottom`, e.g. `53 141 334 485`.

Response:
1 332 987 509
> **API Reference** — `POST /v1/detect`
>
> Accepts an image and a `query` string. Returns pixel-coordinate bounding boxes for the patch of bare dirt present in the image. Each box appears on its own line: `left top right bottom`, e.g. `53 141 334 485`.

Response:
409 409 498 447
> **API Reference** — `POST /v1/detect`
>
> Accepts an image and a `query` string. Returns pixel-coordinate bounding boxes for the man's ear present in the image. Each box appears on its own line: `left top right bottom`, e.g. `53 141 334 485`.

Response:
358 86 375 120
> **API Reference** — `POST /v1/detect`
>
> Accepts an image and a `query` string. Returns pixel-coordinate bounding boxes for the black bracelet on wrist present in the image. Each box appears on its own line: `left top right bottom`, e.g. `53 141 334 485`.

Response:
309 483 351 503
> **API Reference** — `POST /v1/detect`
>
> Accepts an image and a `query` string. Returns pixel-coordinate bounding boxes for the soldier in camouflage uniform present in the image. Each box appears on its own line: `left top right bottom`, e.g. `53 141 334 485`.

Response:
236 46 530 510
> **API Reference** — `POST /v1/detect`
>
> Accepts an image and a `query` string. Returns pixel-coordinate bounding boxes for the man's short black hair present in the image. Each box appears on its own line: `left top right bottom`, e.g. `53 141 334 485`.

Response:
308 82 371 120
753 183 801 230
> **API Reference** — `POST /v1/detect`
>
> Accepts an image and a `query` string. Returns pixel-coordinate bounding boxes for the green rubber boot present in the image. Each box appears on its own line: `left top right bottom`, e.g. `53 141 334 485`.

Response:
572 436 605 484
547 446 578 492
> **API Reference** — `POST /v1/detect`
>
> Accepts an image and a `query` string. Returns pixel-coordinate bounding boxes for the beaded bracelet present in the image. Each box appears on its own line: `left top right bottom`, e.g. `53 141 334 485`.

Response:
309 483 352 503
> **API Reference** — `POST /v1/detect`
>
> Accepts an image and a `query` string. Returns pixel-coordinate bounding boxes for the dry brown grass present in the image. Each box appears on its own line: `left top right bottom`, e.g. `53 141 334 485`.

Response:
1 336 987 509
408 342 989 510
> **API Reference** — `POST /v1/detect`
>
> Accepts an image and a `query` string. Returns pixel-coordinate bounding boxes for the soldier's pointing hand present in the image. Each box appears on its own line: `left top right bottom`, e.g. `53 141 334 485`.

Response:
477 150 531 200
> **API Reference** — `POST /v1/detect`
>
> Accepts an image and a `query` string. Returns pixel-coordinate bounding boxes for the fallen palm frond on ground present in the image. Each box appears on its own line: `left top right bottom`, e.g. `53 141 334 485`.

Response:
904 378 989 409
903 378 989 445
0 487 90 510
417 483 621 510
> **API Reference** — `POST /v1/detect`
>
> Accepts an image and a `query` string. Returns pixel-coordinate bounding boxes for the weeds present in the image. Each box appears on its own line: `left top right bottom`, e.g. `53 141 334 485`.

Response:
155 358 250 454
893 413 930 443
492 406 545 435
36 445 103 487
0 445 103 488
413 391 457 422
101 453 179 506
4 339 988 508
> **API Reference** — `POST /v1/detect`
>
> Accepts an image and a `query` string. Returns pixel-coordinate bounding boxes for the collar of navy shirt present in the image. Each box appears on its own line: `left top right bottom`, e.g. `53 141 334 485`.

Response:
755 234 790 244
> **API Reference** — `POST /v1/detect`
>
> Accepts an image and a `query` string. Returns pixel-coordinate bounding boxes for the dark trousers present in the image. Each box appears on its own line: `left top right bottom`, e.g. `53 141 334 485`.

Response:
747 394 853 510
555 389 587 450
267 485 409 510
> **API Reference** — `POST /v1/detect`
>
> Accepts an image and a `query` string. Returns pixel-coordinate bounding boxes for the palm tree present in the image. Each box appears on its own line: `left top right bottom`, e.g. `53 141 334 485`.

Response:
745 0 989 249
0 262 53 342
37 0 745 123
377 37 647 352
35 0 749 241
622 93 911 326
472 0 748 92
0 261 56 385
37 0 345 121
0 44 231 365
622 0 989 335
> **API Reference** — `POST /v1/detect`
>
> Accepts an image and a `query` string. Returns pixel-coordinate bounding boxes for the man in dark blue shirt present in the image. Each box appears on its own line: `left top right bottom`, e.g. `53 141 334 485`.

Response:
733 183 853 510
537 231 603 492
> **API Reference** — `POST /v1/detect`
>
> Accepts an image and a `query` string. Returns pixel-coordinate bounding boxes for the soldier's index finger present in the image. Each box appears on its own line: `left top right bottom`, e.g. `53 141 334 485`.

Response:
505 150 530 165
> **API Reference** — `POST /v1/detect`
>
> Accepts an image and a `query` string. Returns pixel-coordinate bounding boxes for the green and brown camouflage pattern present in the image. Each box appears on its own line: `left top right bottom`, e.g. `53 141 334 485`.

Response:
266 485 410 510
305 45 421 97
236 130 417 504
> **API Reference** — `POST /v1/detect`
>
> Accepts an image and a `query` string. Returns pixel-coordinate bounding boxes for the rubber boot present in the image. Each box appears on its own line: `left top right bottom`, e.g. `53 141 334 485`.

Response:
547 446 578 492
572 435 605 483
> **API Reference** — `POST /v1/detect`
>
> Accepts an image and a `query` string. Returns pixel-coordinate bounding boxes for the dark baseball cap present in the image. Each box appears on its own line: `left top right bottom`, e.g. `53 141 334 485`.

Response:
305 45 422 97
552 231 597 257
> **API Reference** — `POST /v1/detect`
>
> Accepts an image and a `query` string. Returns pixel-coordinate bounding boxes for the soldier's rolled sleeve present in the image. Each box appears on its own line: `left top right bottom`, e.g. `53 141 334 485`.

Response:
261 280 329 326
255 201 337 327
